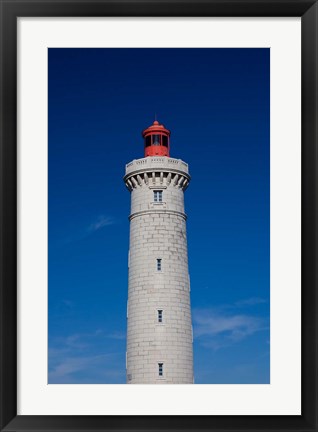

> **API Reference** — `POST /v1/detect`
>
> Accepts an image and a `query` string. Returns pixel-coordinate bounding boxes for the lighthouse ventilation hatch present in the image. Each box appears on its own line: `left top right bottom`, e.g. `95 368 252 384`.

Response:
124 120 194 384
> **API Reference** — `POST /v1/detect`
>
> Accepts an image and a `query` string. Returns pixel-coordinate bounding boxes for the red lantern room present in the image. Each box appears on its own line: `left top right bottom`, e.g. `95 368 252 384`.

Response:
142 120 171 157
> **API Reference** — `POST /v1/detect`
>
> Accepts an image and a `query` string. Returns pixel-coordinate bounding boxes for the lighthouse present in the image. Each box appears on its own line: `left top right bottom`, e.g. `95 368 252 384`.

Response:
124 120 193 384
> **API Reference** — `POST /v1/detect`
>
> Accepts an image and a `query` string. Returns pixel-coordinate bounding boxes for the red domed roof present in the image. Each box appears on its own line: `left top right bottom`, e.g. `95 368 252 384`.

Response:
142 120 171 137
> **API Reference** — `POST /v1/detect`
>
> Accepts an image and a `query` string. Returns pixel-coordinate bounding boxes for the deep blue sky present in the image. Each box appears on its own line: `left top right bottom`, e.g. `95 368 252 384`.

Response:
48 48 270 384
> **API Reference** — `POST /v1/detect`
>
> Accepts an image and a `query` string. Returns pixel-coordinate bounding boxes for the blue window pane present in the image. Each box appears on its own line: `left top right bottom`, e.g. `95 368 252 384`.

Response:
145 136 151 147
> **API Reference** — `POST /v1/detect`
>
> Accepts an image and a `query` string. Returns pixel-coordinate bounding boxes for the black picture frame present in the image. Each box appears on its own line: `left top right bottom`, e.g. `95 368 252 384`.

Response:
0 1 317 431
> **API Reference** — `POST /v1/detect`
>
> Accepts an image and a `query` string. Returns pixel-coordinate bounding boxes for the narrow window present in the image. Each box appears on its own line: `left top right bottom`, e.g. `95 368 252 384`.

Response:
158 309 163 323
157 259 162 271
158 363 163 377
154 190 163 202
162 135 168 147
145 135 151 147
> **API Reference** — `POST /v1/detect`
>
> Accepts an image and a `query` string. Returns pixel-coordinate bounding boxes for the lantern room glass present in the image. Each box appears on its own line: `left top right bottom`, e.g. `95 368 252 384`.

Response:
144 134 169 151
152 135 160 145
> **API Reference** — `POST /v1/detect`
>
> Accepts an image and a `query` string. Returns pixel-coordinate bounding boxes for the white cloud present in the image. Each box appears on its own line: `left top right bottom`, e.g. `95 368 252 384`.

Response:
62 299 74 308
88 215 115 232
235 297 267 307
108 331 126 340
57 215 116 247
49 329 126 383
193 305 268 350
49 353 112 381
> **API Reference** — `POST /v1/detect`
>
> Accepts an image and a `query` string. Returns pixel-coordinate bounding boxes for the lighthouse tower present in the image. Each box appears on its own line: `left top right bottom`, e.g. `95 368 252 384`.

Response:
124 120 193 384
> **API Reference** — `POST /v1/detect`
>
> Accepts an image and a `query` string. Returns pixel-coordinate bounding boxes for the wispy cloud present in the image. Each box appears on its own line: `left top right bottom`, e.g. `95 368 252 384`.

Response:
49 353 114 382
193 300 269 351
235 297 267 307
194 311 264 339
56 215 117 247
49 329 126 383
108 331 126 340
62 299 74 308
88 215 115 232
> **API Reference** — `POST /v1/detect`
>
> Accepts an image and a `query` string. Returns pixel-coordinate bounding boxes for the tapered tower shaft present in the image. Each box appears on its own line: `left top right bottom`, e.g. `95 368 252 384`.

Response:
124 121 193 384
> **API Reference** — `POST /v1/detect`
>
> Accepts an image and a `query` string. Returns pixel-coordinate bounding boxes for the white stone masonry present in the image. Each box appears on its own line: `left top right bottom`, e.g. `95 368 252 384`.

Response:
124 157 193 384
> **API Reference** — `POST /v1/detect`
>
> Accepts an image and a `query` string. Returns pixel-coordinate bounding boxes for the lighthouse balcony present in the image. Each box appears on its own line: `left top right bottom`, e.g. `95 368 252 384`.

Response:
125 157 189 177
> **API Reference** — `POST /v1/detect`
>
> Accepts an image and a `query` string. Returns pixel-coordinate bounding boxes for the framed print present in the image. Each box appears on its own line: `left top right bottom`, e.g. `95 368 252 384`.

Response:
0 1 317 431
